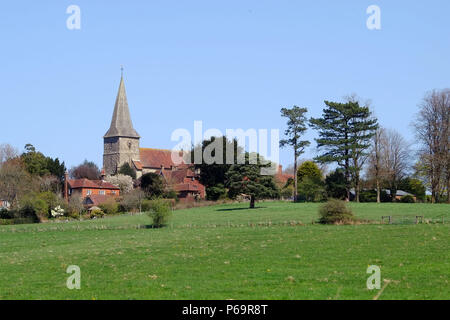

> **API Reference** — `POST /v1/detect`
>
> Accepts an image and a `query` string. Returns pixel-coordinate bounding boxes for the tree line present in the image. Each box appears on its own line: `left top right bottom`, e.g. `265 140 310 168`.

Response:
280 89 449 203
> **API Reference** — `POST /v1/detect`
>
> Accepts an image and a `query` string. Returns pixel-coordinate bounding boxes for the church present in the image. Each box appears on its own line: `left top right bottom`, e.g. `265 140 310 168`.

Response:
103 74 205 200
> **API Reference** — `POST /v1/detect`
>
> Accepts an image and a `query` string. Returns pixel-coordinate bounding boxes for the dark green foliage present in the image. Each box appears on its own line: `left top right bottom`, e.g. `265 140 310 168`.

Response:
119 162 137 179
318 199 355 224
206 184 227 201
310 100 378 200
400 195 416 203
191 136 242 191
226 153 279 208
147 199 172 227
298 177 325 202
280 185 294 199
0 208 13 219
140 172 165 198
398 178 426 202
357 190 390 203
325 168 347 200
359 190 377 202
21 144 66 182
164 189 178 200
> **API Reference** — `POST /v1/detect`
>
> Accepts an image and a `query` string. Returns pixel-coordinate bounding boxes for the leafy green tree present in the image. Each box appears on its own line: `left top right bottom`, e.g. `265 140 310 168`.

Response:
119 162 137 179
226 153 279 208
298 177 325 202
280 106 310 202
140 172 165 198
296 161 324 202
325 168 347 200
297 161 322 183
398 177 426 202
21 144 51 176
310 100 377 201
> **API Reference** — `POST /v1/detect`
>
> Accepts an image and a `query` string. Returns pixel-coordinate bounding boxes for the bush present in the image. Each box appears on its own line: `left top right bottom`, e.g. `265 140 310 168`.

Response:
0 219 14 225
146 199 172 227
0 208 14 219
99 199 119 215
15 206 40 223
400 195 415 203
206 184 227 201
164 189 178 201
89 209 104 219
318 199 355 224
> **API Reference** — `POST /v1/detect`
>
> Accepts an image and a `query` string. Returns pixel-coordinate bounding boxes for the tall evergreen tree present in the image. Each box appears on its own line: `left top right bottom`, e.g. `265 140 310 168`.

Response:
279 106 310 202
226 153 279 208
310 100 377 201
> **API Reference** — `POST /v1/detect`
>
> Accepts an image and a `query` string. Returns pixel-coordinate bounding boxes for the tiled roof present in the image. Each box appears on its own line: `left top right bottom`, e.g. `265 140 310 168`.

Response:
84 194 115 206
173 182 205 192
132 160 142 170
139 148 186 169
68 179 120 190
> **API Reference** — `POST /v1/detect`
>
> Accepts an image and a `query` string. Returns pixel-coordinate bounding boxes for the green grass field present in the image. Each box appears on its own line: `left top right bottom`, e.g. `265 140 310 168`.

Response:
0 202 449 300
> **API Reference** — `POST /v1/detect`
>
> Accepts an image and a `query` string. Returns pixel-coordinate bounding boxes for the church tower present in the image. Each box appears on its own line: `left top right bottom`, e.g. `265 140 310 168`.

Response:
103 73 140 175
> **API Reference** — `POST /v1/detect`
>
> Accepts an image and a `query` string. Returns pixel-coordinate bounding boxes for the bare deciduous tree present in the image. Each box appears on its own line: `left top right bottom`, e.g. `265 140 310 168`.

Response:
0 159 33 207
0 143 18 165
413 89 450 203
367 127 387 203
382 129 411 201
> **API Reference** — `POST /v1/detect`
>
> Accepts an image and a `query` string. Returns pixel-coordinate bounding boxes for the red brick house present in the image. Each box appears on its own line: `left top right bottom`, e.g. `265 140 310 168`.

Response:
66 178 120 207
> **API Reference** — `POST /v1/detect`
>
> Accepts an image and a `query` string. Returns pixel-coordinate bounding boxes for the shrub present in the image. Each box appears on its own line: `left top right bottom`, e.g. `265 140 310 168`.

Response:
146 199 172 227
206 184 227 201
0 208 14 219
400 195 415 203
15 205 40 223
318 199 355 224
120 189 145 213
0 219 14 225
90 209 104 219
99 199 119 215
164 189 178 201
19 193 48 222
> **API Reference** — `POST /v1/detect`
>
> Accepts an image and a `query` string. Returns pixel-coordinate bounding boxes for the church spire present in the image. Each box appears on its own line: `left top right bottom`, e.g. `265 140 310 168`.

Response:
104 71 140 139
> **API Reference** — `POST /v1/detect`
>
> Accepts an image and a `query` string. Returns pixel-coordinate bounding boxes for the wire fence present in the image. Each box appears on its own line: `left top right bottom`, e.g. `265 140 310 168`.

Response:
379 215 448 225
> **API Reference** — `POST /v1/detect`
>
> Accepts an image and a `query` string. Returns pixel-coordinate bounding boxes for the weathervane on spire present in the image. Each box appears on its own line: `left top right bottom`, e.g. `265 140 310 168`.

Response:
120 65 124 77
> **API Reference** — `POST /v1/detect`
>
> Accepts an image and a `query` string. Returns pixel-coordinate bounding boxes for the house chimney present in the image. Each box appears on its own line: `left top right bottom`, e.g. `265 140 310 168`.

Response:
64 171 69 202
100 168 106 180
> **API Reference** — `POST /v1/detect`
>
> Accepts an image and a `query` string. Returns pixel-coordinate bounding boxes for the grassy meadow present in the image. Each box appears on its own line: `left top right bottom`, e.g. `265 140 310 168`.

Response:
0 201 449 300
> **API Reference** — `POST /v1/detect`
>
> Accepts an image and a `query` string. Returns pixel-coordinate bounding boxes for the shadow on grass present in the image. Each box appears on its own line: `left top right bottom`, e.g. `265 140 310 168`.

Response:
216 207 266 212
139 224 167 229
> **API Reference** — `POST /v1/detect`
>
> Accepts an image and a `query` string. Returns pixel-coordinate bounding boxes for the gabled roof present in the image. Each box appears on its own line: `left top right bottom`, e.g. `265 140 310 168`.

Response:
68 179 120 190
104 76 140 139
84 195 115 207
139 148 186 169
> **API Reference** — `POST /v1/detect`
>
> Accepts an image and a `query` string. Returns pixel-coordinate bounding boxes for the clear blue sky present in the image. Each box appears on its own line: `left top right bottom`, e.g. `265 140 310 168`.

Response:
1 1 449 170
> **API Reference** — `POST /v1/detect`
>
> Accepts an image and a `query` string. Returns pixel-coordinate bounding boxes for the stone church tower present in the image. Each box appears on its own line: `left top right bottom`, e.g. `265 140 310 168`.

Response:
103 74 140 175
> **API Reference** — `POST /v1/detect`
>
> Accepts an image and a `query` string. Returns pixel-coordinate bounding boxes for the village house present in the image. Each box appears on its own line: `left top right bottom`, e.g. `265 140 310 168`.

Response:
65 177 120 207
